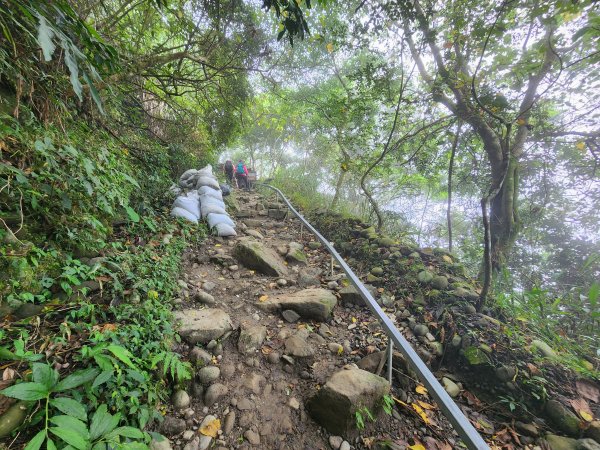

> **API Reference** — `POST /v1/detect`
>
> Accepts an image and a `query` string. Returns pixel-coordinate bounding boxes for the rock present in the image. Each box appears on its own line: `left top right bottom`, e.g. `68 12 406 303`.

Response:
237 398 254 410
286 242 308 265
233 238 288 276
417 271 433 284
172 390 191 409
545 400 581 437
496 365 516 382
327 281 338 289
242 373 265 395
306 367 390 434
371 267 384 276
328 343 344 354
223 411 236 434
413 324 429 337
340 442 350 450
267 352 280 364
585 421 600 442
256 288 337 321
531 339 558 358
298 267 322 287
308 241 322 250
197 366 221 385
190 347 212 367
238 324 267 354
198 415 218 449
202 281 216 292
160 416 186 435
285 332 315 357
204 383 229 407
515 421 538 437
183 438 200 450
357 351 385 373
183 430 195 441
174 309 233 344
377 237 395 247
195 290 216 305
431 276 449 290
578 438 600 450
0 401 28 438
545 434 578 450
339 285 363 306
329 436 343 449
289 397 300 409
282 309 301 323
463 303 477 314
150 436 173 450
462 346 491 366
442 377 460 397
244 429 261 445
277 278 287 286
246 229 264 239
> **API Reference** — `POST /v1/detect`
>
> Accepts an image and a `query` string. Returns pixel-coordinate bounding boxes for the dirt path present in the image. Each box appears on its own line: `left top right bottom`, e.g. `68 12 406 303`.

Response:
159 189 487 450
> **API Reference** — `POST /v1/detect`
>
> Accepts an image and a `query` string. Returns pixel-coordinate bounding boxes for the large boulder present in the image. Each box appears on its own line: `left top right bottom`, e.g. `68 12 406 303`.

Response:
545 400 581 437
256 288 337 321
174 309 233 344
306 367 390 434
339 285 363 306
233 238 288 277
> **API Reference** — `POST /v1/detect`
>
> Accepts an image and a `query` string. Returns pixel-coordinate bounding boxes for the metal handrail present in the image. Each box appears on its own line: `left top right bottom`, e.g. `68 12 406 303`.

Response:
258 183 489 450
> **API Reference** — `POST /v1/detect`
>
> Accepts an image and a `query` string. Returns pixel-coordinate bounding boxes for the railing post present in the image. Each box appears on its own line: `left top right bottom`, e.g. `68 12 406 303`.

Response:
387 339 394 385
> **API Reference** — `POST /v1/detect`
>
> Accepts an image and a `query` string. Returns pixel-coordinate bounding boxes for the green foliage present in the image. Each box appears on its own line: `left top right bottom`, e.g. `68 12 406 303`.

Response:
0 363 148 449
354 405 375 430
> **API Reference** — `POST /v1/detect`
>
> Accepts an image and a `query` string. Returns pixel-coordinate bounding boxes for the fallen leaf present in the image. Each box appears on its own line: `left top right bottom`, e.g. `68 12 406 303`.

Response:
2 368 15 381
462 390 483 407
415 385 428 395
261 346 273 355
526 363 540 375
393 396 409 407
417 400 436 410
199 417 221 437
570 398 593 419
352 317 357 323
408 443 426 450
214 244 221 247
326 42 334 53
411 402 430 425
576 380 600 403
581 410 594 422
259 295 269 302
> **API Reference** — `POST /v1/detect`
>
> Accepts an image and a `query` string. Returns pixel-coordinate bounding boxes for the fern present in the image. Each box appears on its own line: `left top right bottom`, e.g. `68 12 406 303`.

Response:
151 351 192 384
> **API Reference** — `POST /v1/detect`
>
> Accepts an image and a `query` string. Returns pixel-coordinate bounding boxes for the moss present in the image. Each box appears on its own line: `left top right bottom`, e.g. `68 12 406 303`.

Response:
462 346 491 366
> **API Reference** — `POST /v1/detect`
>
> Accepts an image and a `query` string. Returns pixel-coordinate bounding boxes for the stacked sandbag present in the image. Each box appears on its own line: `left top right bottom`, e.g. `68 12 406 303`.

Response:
171 190 200 223
171 165 237 237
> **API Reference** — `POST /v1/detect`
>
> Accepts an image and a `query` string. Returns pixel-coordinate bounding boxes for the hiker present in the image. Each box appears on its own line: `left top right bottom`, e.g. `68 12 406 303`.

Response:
223 159 234 185
235 160 249 190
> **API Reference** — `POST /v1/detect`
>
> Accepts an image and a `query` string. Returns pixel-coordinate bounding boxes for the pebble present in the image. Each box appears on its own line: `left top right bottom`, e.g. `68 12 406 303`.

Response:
329 436 343 449
197 366 220 385
413 324 429 336
340 441 351 450
277 279 288 286
203 281 216 292
229 265 239 271
204 384 228 407
171 390 191 409
268 352 280 364
319 324 331 338
182 430 195 441
347 323 357 330
223 411 236 435
327 281 338 289
190 347 212 366
244 430 261 445
282 309 301 323
150 437 173 450
328 343 343 354
289 398 300 409
183 409 195 419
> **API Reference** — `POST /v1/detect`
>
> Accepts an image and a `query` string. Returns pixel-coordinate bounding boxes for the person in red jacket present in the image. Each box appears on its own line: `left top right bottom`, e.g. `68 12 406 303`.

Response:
235 160 249 190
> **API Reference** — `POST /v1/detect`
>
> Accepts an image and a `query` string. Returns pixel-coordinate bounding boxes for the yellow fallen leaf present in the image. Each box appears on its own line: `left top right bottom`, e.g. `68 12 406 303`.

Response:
199 417 221 437
581 410 593 422
392 396 408 407
411 402 430 425
352 317 357 323
215 244 221 247
218 277 225 280
415 385 428 395
408 445 426 450
259 295 269 302
326 42 334 53
417 400 436 410
576 141 586 150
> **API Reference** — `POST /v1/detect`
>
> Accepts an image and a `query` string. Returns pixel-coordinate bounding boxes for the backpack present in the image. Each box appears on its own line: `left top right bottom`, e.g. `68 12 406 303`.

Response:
236 162 245 174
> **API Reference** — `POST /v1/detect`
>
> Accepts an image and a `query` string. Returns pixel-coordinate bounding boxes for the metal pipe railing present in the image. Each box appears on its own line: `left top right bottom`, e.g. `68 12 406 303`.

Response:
258 184 489 450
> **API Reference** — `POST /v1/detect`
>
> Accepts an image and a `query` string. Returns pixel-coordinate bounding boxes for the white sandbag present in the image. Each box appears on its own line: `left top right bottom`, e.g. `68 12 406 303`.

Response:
171 206 198 223
198 185 222 197
197 165 213 177
196 176 220 190
215 223 237 237
220 184 231 196
180 169 199 181
207 213 235 229
199 195 225 209
173 194 200 219
201 203 226 218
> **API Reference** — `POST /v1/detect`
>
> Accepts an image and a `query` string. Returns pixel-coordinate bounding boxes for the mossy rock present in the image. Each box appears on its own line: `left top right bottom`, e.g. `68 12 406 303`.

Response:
370 267 384 276
544 400 581 437
377 236 396 247
431 275 449 290
462 346 491 366
417 270 433 284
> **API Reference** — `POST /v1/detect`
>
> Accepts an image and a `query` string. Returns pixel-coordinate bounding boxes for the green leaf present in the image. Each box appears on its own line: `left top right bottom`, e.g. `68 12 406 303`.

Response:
54 368 99 392
36 15 56 61
46 438 57 450
0 382 49 400
107 426 144 439
23 429 46 450
124 206 140 223
32 363 59 390
106 345 136 369
50 398 87 421
89 405 120 441
92 370 113 389
0 346 19 361
589 283 599 308
50 415 89 439
49 427 88 450
93 354 114 371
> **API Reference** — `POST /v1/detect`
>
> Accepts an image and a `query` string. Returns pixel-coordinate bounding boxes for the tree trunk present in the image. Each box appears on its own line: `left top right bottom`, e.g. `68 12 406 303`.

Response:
489 157 520 271
330 168 346 210
447 121 461 252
